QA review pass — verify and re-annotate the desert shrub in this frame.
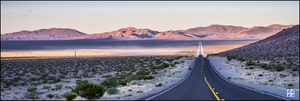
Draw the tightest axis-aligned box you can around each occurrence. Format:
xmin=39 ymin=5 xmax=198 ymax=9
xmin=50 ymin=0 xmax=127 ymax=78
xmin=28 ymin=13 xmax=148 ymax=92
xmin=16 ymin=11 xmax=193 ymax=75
xmin=47 ymin=94 xmax=54 ymax=98
xmin=131 ymin=81 xmax=138 ymax=85
xmin=227 ymin=77 xmax=231 ymax=79
xmin=188 ymin=68 xmax=192 ymax=70
xmin=102 ymin=75 xmax=113 ymax=78
xmin=280 ymin=74 xmax=287 ymax=78
xmin=52 ymin=79 xmax=61 ymax=84
xmin=246 ymin=60 xmax=255 ymax=66
xmin=127 ymin=94 xmax=132 ymax=96
xmin=152 ymin=71 xmax=158 ymax=74
xmin=30 ymin=77 xmax=37 ymax=81
xmin=156 ymin=83 xmax=163 ymax=87
xmin=128 ymin=89 xmax=132 ymax=91
xmin=227 ymin=55 xmax=236 ymax=61
xmin=143 ymin=75 xmax=155 ymax=80
xmin=72 ymin=82 xmax=106 ymax=100
xmin=288 ymin=83 xmax=294 ymax=86
xmin=106 ymin=87 xmax=119 ymax=95
xmin=137 ymin=91 xmax=143 ymax=93
xmin=161 ymin=63 xmax=170 ymax=68
xmin=249 ymin=67 xmax=254 ymax=70
xmin=13 ymin=77 xmax=22 ymax=82
xmin=247 ymin=73 xmax=251 ymax=75
xmin=119 ymin=80 xmax=127 ymax=86
xmin=136 ymin=70 xmax=151 ymax=75
xmin=64 ymin=93 xmax=77 ymax=101
xmin=76 ymin=80 xmax=88 ymax=85
xmin=43 ymin=85 xmax=51 ymax=90
xmin=258 ymin=74 xmax=263 ymax=77
xmin=275 ymin=65 xmax=285 ymax=71
xmin=21 ymin=82 xmax=27 ymax=86
xmin=101 ymin=77 xmax=118 ymax=88
xmin=48 ymin=76 xmax=56 ymax=80
xmin=260 ymin=64 xmax=267 ymax=69
xmin=237 ymin=57 xmax=245 ymax=62
xmin=24 ymin=87 xmax=38 ymax=99
xmin=55 ymin=84 xmax=63 ymax=90
xmin=175 ymin=56 xmax=183 ymax=60
xmin=269 ymin=80 xmax=273 ymax=82
xmin=137 ymin=75 xmax=146 ymax=80
xmin=291 ymin=66 xmax=298 ymax=71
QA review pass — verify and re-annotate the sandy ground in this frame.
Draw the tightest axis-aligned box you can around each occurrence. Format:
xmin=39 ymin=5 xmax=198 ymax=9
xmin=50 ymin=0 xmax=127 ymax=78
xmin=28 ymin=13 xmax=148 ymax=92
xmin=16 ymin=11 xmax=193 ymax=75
xmin=0 ymin=56 xmax=197 ymax=100
xmin=208 ymin=56 xmax=299 ymax=100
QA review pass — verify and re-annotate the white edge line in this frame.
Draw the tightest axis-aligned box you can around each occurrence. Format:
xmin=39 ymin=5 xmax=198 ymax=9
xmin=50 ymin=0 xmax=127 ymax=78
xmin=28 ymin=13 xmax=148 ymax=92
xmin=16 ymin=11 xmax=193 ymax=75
xmin=206 ymin=57 xmax=290 ymax=101
xmin=145 ymin=56 xmax=198 ymax=101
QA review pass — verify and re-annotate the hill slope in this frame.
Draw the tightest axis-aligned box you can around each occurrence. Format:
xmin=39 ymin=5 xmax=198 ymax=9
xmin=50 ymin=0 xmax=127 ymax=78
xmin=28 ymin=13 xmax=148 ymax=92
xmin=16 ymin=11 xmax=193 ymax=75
xmin=212 ymin=25 xmax=299 ymax=65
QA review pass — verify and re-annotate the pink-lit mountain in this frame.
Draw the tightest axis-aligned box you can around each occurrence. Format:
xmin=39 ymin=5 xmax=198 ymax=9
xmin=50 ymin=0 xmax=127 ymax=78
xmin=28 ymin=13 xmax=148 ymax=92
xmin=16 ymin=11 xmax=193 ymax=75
xmin=1 ymin=24 xmax=294 ymax=41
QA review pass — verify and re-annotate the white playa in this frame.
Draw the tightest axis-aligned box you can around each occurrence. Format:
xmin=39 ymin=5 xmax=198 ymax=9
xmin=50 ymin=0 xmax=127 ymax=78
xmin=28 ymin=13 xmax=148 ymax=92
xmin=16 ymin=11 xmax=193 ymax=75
xmin=208 ymin=56 xmax=299 ymax=100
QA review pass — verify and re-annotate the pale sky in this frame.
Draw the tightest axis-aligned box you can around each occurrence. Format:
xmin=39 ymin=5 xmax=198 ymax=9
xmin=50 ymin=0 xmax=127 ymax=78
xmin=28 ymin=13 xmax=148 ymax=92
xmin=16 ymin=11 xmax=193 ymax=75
xmin=1 ymin=1 xmax=299 ymax=34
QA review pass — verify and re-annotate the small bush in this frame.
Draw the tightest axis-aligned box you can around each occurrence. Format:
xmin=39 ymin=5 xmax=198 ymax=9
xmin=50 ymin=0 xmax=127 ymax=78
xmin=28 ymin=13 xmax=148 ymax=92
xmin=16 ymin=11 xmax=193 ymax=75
xmin=280 ymin=74 xmax=287 ymax=78
xmin=127 ymin=94 xmax=132 ymax=96
xmin=269 ymin=80 xmax=273 ymax=82
xmin=227 ymin=77 xmax=231 ymax=79
xmin=47 ymin=94 xmax=54 ymax=98
xmin=128 ymin=89 xmax=132 ymax=91
xmin=156 ymin=83 xmax=163 ymax=87
xmin=288 ymin=83 xmax=294 ymax=86
xmin=55 ymin=84 xmax=63 ymax=90
xmin=106 ymin=87 xmax=119 ymax=95
xmin=143 ymin=75 xmax=155 ymax=80
xmin=119 ymin=80 xmax=127 ymax=86
xmin=137 ymin=91 xmax=143 ymax=93
xmin=291 ymin=67 xmax=298 ymax=71
xmin=249 ymin=67 xmax=254 ymax=70
xmin=247 ymin=73 xmax=251 ymax=75
xmin=237 ymin=57 xmax=245 ymax=62
xmin=43 ymin=86 xmax=51 ymax=90
xmin=72 ymin=82 xmax=106 ymax=100
xmin=64 ymin=93 xmax=77 ymax=101
xmin=246 ymin=60 xmax=255 ymax=66
xmin=188 ymin=68 xmax=192 ymax=70
xmin=227 ymin=55 xmax=237 ymax=61
xmin=275 ymin=65 xmax=284 ymax=71
xmin=131 ymin=81 xmax=138 ymax=85
xmin=258 ymin=74 xmax=263 ymax=77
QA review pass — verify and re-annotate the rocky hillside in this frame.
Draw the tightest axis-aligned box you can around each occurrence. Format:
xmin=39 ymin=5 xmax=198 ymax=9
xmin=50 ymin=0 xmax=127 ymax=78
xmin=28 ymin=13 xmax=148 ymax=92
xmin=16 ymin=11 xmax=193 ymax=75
xmin=1 ymin=24 xmax=293 ymax=41
xmin=212 ymin=25 xmax=299 ymax=65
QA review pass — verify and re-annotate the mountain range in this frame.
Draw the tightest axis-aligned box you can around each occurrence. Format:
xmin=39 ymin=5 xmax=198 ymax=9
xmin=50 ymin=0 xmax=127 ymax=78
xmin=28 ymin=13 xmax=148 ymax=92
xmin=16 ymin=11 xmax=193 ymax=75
xmin=1 ymin=24 xmax=294 ymax=41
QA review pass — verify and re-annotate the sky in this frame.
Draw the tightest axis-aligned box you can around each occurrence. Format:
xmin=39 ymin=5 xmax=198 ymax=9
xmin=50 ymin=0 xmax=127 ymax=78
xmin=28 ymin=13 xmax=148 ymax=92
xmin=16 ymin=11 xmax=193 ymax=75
xmin=1 ymin=1 xmax=299 ymax=34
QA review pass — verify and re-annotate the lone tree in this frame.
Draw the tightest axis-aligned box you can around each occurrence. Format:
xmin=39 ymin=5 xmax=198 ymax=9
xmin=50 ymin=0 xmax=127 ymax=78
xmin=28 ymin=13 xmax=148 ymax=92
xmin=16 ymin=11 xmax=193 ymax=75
xmin=72 ymin=82 xmax=106 ymax=101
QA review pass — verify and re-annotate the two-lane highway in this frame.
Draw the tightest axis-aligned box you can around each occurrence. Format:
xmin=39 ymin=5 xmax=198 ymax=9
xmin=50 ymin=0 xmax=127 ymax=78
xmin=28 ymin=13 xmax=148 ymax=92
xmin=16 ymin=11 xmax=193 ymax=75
xmin=143 ymin=41 xmax=285 ymax=100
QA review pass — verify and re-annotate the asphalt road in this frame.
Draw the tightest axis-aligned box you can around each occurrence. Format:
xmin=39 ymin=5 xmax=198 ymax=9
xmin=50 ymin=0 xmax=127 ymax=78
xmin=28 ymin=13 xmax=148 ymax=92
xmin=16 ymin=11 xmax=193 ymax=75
xmin=144 ymin=55 xmax=284 ymax=100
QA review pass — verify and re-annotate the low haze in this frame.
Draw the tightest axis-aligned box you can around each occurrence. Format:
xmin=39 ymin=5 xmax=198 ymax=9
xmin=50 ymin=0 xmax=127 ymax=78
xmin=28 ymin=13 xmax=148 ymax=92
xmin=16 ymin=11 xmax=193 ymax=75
xmin=1 ymin=1 xmax=299 ymax=34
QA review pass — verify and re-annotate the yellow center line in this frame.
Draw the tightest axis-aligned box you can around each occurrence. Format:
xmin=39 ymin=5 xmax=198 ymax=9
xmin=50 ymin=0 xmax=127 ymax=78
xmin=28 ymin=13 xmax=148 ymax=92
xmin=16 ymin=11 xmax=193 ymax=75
xmin=202 ymin=58 xmax=204 ymax=65
xmin=205 ymin=77 xmax=221 ymax=101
